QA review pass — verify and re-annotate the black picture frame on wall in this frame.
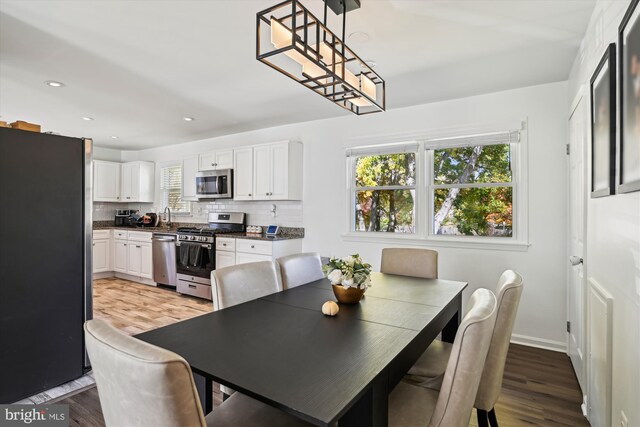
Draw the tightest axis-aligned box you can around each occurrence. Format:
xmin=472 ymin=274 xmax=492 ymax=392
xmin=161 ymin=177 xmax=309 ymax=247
xmin=618 ymin=0 xmax=640 ymax=194
xmin=590 ymin=43 xmax=617 ymax=198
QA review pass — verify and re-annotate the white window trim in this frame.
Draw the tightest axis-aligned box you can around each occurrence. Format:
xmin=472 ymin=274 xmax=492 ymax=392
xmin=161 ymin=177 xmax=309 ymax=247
xmin=159 ymin=161 xmax=191 ymax=216
xmin=343 ymin=124 xmax=530 ymax=251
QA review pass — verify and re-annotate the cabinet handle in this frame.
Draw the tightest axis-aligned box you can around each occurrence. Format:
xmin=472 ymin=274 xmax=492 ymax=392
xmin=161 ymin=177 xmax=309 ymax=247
xmin=248 ymin=193 xmax=252 ymax=196
xmin=92 ymin=243 xmax=95 ymax=246
xmin=136 ymin=245 xmax=141 ymax=248
xmin=124 ymin=244 xmax=127 ymax=246
xmin=251 ymin=245 xmax=255 ymax=249
xmin=126 ymin=196 xmax=131 ymax=199
xmin=188 ymin=284 xmax=196 ymax=289
xmin=222 ymin=243 xmax=227 ymax=246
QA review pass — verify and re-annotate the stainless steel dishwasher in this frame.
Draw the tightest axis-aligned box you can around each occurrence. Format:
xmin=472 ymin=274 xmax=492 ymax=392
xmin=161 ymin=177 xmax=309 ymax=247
xmin=152 ymin=232 xmax=177 ymax=286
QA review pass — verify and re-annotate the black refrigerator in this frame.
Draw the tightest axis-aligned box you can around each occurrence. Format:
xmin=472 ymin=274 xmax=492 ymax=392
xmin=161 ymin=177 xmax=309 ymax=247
xmin=0 ymin=127 xmax=93 ymax=403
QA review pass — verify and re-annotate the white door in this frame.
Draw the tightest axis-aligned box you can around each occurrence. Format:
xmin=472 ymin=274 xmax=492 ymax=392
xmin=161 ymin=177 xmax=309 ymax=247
xmin=113 ymin=240 xmax=128 ymax=273
xmin=92 ymin=239 xmax=110 ymax=273
xmin=253 ymin=145 xmax=272 ymax=200
xmin=127 ymin=243 xmax=142 ymax=276
xmin=182 ymin=156 xmax=199 ymax=201
xmin=215 ymin=251 xmax=236 ymax=269
xmin=270 ymin=142 xmax=289 ymax=199
xmin=199 ymin=152 xmax=216 ymax=171
xmin=215 ymin=150 xmax=234 ymax=169
xmin=567 ymin=92 xmax=587 ymax=394
xmin=94 ymin=161 xmax=121 ymax=202
xmin=121 ymin=163 xmax=133 ymax=201
xmin=139 ymin=242 xmax=153 ymax=279
xmin=234 ymin=147 xmax=254 ymax=200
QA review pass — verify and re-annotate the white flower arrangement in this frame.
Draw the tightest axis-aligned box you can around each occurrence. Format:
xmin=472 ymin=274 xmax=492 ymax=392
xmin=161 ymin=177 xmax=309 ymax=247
xmin=323 ymin=254 xmax=372 ymax=290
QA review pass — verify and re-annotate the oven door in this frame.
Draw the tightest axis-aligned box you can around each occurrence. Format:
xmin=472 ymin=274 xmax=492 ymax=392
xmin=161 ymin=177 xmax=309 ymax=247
xmin=176 ymin=241 xmax=214 ymax=278
xmin=196 ymin=170 xmax=232 ymax=198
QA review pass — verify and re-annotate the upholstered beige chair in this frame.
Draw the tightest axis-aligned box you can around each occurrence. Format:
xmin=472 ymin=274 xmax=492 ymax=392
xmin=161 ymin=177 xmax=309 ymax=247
xmin=211 ymin=261 xmax=283 ymax=398
xmin=389 ymin=288 xmax=497 ymax=427
xmin=276 ymin=252 xmax=324 ymax=289
xmin=212 ymin=261 xmax=282 ymax=311
xmin=407 ymin=270 xmax=524 ymax=427
xmin=85 ymin=319 xmax=307 ymax=427
xmin=380 ymin=248 xmax=438 ymax=279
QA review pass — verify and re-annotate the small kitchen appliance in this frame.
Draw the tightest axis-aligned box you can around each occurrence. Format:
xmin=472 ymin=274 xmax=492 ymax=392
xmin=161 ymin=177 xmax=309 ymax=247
xmin=195 ymin=169 xmax=233 ymax=199
xmin=176 ymin=212 xmax=245 ymax=300
xmin=114 ymin=209 xmax=134 ymax=226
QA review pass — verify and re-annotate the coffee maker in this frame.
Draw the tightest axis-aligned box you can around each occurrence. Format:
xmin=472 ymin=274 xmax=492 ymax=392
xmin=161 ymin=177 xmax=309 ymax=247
xmin=114 ymin=209 xmax=134 ymax=226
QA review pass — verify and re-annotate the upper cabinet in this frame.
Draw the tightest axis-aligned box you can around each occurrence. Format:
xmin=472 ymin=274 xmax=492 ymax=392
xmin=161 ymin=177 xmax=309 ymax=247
xmin=121 ymin=161 xmax=154 ymax=202
xmin=182 ymin=155 xmax=199 ymax=201
xmin=235 ymin=141 xmax=302 ymax=201
xmin=94 ymin=160 xmax=121 ymax=202
xmin=199 ymin=149 xmax=233 ymax=171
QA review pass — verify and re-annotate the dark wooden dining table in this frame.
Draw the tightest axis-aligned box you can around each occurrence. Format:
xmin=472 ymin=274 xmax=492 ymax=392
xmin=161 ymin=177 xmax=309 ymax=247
xmin=136 ymin=272 xmax=467 ymax=427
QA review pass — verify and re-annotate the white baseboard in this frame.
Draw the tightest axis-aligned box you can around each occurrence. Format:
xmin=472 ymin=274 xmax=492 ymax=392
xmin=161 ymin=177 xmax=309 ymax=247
xmin=511 ymin=333 xmax=567 ymax=353
xmin=92 ymin=271 xmax=115 ymax=279
xmin=114 ymin=272 xmax=156 ymax=287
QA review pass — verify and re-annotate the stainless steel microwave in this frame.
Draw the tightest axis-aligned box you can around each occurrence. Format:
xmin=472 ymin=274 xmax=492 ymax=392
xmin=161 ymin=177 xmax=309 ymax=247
xmin=196 ymin=169 xmax=233 ymax=199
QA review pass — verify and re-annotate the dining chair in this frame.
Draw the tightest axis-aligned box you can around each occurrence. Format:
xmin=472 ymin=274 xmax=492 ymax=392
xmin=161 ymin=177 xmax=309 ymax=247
xmin=211 ymin=261 xmax=283 ymax=398
xmin=380 ymin=247 xmax=438 ymax=278
xmin=276 ymin=252 xmax=324 ymax=289
xmin=406 ymin=270 xmax=524 ymax=427
xmin=212 ymin=261 xmax=283 ymax=311
xmin=389 ymin=288 xmax=497 ymax=427
xmin=85 ymin=319 xmax=307 ymax=427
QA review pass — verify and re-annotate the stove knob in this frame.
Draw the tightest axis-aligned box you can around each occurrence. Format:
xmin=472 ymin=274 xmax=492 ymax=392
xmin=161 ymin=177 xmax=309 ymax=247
xmin=190 ymin=236 xmax=196 ymax=241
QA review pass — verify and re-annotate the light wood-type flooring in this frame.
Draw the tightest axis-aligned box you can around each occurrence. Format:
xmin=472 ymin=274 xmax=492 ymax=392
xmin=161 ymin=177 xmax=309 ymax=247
xmin=62 ymin=278 xmax=590 ymax=427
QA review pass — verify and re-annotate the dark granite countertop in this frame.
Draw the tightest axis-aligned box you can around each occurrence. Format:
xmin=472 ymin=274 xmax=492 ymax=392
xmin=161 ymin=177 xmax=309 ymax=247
xmin=223 ymin=232 xmax=303 ymax=241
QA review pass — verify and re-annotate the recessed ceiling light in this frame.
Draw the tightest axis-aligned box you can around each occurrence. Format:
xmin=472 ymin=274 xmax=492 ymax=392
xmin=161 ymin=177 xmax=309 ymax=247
xmin=45 ymin=80 xmax=65 ymax=87
xmin=362 ymin=60 xmax=376 ymax=69
xmin=82 ymin=117 xmax=94 ymax=121
xmin=348 ymin=32 xmax=370 ymax=43
xmin=111 ymin=136 xmax=119 ymax=139
xmin=184 ymin=117 xmax=194 ymax=121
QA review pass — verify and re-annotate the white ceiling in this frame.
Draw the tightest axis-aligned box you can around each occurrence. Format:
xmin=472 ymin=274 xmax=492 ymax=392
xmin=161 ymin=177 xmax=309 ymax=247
xmin=0 ymin=0 xmax=595 ymax=150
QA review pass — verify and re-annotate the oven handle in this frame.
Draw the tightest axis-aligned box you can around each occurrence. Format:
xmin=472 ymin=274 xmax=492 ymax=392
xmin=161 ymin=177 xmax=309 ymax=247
xmin=176 ymin=241 xmax=211 ymax=250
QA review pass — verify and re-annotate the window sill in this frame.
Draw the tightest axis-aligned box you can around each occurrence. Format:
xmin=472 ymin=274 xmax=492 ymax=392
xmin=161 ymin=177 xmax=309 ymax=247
xmin=341 ymin=232 xmax=530 ymax=252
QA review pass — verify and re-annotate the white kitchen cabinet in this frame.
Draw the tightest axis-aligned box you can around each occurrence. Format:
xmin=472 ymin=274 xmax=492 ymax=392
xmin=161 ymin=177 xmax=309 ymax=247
xmin=199 ymin=149 xmax=233 ymax=171
xmin=235 ymin=252 xmax=272 ymax=265
xmin=127 ymin=243 xmax=142 ymax=276
xmin=215 ymin=250 xmax=236 ymax=269
xmin=121 ymin=161 xmax=154 ymax=202
xmin=140 ymin=243 xmax=153 ymax=279
xmin=233 ymin=148 xmax=254 ymax=200
xmin=93 ymin=160 xmax=121 ymax=202
xmin=92 ymin=230 xmax=111 ymax=273
xmin=249 ymin=141 xmax=303 ymax=201
xmin=233 ymin=238 xmax=302 ymax=266
xmin=182 ymin=155 xmax=199 ymax=201
xmin=113 ymin=240 xmax=128 ymax=273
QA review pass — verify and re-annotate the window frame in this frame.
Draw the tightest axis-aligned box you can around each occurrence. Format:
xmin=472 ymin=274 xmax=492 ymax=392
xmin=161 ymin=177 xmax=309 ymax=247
xmin=344 ymin=126 xmax=529 ymax=251
xmin=159 ymin=162 xmax=191 ymax=216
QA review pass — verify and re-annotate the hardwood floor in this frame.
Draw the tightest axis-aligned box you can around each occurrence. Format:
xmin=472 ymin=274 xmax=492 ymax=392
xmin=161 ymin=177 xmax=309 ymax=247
xmin=62 ymin=278 xmax=589 ymax=427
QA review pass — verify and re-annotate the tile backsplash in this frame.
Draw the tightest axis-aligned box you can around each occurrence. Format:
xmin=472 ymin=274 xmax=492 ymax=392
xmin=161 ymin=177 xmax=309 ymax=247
xmin=93 ymin=200 xmax=303 ymax=227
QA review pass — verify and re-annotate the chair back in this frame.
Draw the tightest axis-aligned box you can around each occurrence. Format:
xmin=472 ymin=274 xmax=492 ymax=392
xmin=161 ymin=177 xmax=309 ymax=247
xmin=212 ymin=261 xmax=282 ymax=310
xmin=428 ymin=289 xmax=497 ymax=427
xmin=474 ymin=270 xmax=524 ymax=410
xmin=380 ymin=248 xmax=438 ymax=279
xmin=277 ymin=252 xmax=324 ymax=289
xmin=84 ymin=319 xmax=205 ymax=427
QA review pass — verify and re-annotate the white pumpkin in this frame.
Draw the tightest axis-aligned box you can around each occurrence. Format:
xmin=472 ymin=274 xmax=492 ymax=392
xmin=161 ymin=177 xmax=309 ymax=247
xmin=322 ymin=301 xmax=339 ymax=316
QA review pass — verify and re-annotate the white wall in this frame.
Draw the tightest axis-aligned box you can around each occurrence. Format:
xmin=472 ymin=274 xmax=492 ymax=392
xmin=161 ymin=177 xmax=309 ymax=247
xmin=568 ymin=1 xmax=640 ymax=426
xmin=120 ymin=80 xmax=570 ymax=350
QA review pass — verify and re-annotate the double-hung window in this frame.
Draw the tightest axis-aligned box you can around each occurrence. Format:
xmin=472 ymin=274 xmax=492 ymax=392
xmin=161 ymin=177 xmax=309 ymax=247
xmin=348 ymin=144 xmax=418 ymax=233
xmin=160 ymin=164 xmax=190 ymax=215
xmin=347 ymin=128 xmax=526 ymax=247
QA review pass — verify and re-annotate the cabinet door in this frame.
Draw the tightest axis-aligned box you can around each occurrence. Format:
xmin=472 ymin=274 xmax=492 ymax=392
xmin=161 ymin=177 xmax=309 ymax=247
xmin=199 ymin=152 xmax=216 ymax=171
xmin=121 ymin=163 xmax=134 ymax=201
xmin=113 ymin=240 xmax=128 ymax=273
xmin=94 ymin=161 xmax=121 ymax=202
xmin=139 ymin=242 xmax=153 ymax=279
xmin=215 ymin=251 xmax=236 ymax=269
xmin=253 ymin=145 xmax=271 ymax=200
xmin=92 ymin=239 xmax=110 ymax=273
xmin=234 ymin=148 xmax=254 ymax=200
xmin=215 ymin=150 xmax=234 ymax=169
xmin=270 ymin=142 xmax=289 ymax=200
xmin=235 ymin=252 xmax=272 ymax=265
xmin=182 ymin=156 xmax=199 ymax=201
xmin=127 ymin=243 xmax=142 ymax=276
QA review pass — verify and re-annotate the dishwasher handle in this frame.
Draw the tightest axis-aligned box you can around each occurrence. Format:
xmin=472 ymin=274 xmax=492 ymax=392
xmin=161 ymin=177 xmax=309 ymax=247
xmin=152 ymin=237 xmax=176 ymax=242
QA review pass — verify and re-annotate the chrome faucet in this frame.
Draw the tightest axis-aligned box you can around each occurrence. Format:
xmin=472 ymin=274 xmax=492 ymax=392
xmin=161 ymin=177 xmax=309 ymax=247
xmin=163 ymin=206 xmax=171 ymax=227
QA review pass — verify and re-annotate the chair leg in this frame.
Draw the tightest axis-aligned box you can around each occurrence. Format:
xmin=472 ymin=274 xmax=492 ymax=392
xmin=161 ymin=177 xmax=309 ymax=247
xmin=488 ymin=408 xmax=499 ymax=427
xmin=477 ymin=409 xmax=489 ymax=427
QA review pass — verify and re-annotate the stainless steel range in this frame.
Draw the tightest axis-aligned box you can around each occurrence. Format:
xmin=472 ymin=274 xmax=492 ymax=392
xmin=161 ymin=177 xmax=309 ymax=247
xmin=176 ymin=212 xmax=245 ymax=300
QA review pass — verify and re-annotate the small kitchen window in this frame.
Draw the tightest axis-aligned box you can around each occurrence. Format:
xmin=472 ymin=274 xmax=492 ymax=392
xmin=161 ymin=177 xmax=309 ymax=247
xmin=160 ymin=164 xmax=190 ymax=215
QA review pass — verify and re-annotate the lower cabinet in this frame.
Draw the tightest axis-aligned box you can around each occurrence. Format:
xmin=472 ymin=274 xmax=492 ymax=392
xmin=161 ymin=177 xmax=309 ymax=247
xmin=214 ymin=236 xmax=302 ymax=269
xmin=92 ymin=230 xmax=111 ymax=273
xmin=98 ymin=230 xmax=153 ymax=283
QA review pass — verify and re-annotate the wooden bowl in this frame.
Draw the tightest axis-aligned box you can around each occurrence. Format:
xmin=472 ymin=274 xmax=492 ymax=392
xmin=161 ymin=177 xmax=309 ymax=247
xmin=332 ymin=285 xmax=365 ymax=304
